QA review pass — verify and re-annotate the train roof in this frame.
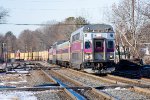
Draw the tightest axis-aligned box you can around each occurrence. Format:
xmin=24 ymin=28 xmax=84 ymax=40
xmin=83 ymin=24 xmax=114 ymax=33
xmin=53 ymin=40 xmax=67 ymax=46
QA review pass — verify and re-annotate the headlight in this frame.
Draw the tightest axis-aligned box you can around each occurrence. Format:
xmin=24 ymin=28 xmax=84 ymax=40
xmin=109 ymin=55 xmax=113 ymax=59
xmin=85 ymin=54 xmax=92 ymax=60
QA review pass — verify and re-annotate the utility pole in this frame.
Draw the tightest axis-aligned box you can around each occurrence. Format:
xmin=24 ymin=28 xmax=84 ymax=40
xmin=2 ymin=43 xmax=8 ymax=70
xmin=132 ymin=0 xmax=135 ymax=25
xmin=132 ymin=0 xmax=135 ymax=44
xmin=132 ymin=0 xmax=136 ymax=58
xmin=1 ymin=43 xmax=4 ymax=61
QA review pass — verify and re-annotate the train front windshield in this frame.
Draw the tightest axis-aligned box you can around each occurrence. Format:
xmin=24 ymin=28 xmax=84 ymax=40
xmin=94 ymin=40 xmax=104 ymax=52
xmin=85 ymin=41 xmax=91 ymax=49
xmin=107 ymin=41 xmax=114 ymax=49
xmin=96 ymin=41 xmax=102 ymax=48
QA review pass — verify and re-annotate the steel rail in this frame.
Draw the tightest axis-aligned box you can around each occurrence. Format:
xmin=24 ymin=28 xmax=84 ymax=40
xmin=46 ymin=69 xmax=116 ymax=100
xmin=42 ymin=70 xmax=86 ymax=100
xmin=107 ymin=74 xmax=150 ymax=88
xmin=65 ymin=68 xmax=150 ymax=95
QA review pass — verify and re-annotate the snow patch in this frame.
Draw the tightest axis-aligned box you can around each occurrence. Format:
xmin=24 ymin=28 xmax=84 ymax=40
xmin=103 ymin=87 xmax=127 ymax=91
xmin=0 ymin=91 xmax=37 ymax=100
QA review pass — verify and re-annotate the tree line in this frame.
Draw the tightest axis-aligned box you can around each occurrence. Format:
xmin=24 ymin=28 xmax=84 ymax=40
xmin=111 ymin=0 xmax=150 ymax=59
xmin=0 ymin=16 xmax=89 ymax=55
xmin=0 ymin=0 xmax=150 ymax=60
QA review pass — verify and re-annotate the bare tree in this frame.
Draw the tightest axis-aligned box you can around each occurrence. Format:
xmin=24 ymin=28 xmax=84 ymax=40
xmin=111 ymin=0 xmax=148 ymax=58
xmin=17 ymin=16 xmax=89 ymax=52
xmin=18 ymin=30 xmax=33 ymax=52
xmin=41 ymin=16 xmax=89 ymax=44
xmin=4 ymin=31 xmax=17 ymax=53
xmin=139 ymin=1 xmax=150 ymax=20
xmin=0 ymin=7 xmax=8 ymax=23
xmin=0 ymin=35 xmax=4 ymax=58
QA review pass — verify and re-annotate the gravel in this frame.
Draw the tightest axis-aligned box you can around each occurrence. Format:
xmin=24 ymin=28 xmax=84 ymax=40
xmin=34 ymin=90 xmax=72 ymax=100
xmin=134 ymin=79 xmax=150 ymax=85
xmin=55 ymin=69 xmax=112 ymax=87
xmin=0 ymin=90 xmax=37 ymax=100
xmin=37 ymin=62 xmax=150 ymax=100
xmin=45 ymin=70 xmax=107 ymax=100
xmin=48 ymin=69 xmax=150 ymax=100
xmin=0 ymin=70 xmax=55 ymax=87
xmin=26 ymin=70 xmax=55 ymax=87
xmin=0 ymin=90 xmax=72 ymax=100
xmin=100 ymin=87 xmax=150 ymax=100
xmin=45 ymin=70 xmax=77 ymax=87
xmin=74 ymin=89 xmax=106 ymax=100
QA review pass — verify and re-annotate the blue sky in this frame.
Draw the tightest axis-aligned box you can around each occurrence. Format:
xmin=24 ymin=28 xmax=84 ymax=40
xmin=0 ymin=0 xmax=120 ymax=37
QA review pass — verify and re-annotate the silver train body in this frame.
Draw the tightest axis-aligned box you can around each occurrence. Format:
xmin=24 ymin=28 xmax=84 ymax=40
xmin=49 ymin=24 xmax=116 ymax=73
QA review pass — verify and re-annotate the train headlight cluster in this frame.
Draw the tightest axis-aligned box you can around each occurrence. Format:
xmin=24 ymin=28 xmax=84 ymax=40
xmin=85 ymin=54 xmax=92 ymax=60
xmin=109 ymin=54 xmax=114 ymax=59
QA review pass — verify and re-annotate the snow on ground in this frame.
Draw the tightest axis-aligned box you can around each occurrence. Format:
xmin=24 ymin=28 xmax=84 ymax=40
xmin=0 ymin=91 xmax=37 ymax=100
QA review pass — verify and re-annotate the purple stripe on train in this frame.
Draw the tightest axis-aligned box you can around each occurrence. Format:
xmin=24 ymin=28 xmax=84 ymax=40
xmin=94 ymin=47 xmax=103 ymax=52
xmin=71 ymin=42 xmax=81 ymax=52
xmin=84 ymin=49 xmax=92 ymax=53
xmin=62 ymin=48 xmax=69 ymax=53
xmin=57 ymin=49 xmax=62 ymax=54
xmin=94 ymin=48 xmax=114 ymax=52
xmin=107 ymin=48 xmax=114 ymax=52
xmin=53 ymin=49 xmax=57 ymax=55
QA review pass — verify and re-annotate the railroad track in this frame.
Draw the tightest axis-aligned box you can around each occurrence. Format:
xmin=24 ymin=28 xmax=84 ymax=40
xmin=59 ymin=68 xmax=150 ymax=99
xmin=0 ymin=65 xmax=75 ymax=100
xmin=104 ymin=74 xmax=150 ymax=87
xmin=141 ymin=78 xmax=150 ymax=82
xmin=0 ymin=62 xmax=114 ymax=100
xmin=43 ymin=69 xmax=114 ymax=100
xmin=37 ymin=61 xmax=150 ymax=99
xmin=106 ymin=70 xmax=150 ymax=88
xmin=0 ymin=89 xmax=73 ymax=100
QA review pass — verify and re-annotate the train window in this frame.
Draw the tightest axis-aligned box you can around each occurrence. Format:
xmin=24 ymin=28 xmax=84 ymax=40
xmin=96 ymin=41 xmax=102 ymax=48
xmin=72 ymin=35 xmax=75 ymax=42
xmin=107 ymin=41 xmax=114 ymax=48
xmin=85 ymin=41 xmax=91 ymax=49
xmin=76 ymin=33 xmax=80 ymax=40
xmin=85 ymin=34 xmax=87 ymax=37
xmin=72 ymin=33 xmax=80 ymax=42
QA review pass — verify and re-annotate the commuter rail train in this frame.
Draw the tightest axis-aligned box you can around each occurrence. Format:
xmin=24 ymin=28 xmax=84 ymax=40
xmin=49 ymin=24 xmax=116 ymax=73
xmin=9 ymin=24 xmax=116 ymax=73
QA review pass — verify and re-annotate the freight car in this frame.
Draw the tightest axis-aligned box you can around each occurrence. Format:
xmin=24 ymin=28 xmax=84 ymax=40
xmin=9 ymin=51 xmax=48 ymax=61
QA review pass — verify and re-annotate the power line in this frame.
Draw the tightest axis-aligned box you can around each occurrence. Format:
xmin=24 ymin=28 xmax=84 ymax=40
xmin=10 ymin=8 xmax=78 ymax=11
xmin=0 ymin=23 xmax=89 ymax=26
xmin=1 ymin=0 xmax=63 ymax=2
xmin=10 ymin=7 xmax=104 ymax=11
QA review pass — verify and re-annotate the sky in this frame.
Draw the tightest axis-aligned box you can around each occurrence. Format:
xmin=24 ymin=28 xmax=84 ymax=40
xmin=0 ymin=0 xmax=120 ymax=37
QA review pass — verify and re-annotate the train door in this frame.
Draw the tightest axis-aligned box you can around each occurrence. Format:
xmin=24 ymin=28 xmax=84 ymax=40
xmin=93 ymin=39 xmax=106 ymax=61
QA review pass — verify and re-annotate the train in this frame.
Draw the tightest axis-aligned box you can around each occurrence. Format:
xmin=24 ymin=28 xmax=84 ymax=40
xmin=9 ymin=24 xmax=116 ymax=73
